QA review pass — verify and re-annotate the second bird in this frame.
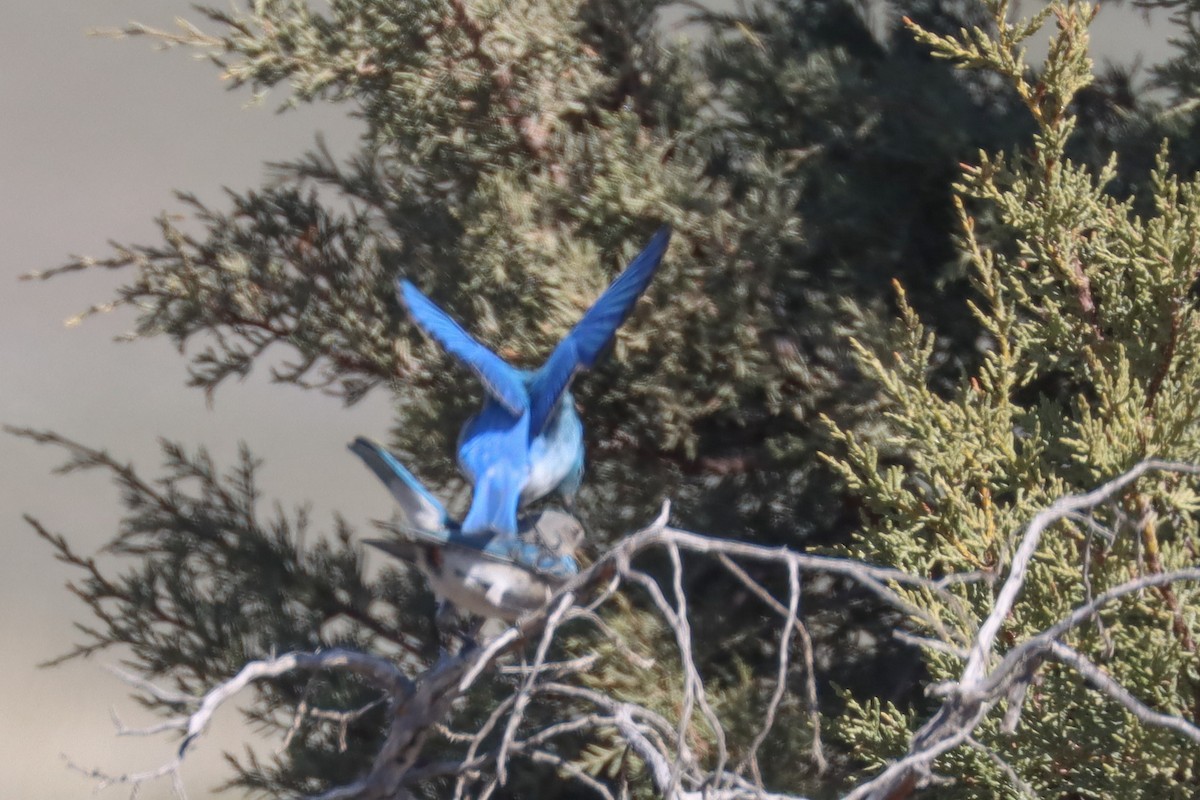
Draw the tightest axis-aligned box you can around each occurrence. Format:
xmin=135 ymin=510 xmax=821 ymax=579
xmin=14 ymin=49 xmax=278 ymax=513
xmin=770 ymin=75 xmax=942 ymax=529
xmin=398 ymin=226 xmax=671 ymax=537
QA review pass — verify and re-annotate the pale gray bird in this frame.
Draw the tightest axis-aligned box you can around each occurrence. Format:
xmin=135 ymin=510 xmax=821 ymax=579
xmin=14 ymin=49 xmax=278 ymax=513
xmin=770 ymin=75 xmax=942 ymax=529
xmin=351 ymin=437 xmax=584 ymax=623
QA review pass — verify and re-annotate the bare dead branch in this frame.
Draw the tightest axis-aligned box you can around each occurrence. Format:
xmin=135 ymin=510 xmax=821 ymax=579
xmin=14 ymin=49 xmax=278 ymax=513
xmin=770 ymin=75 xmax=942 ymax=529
xmin=72 ymin=461 xmax=1200 ymax=800
xmin=70 ymin=649 xmax=409 ymax=797
xmin=844 ymin=460 xmax=1200 ymax=800
xmin=964 ymin=460 xmax=1200 ymax=686
xmin=741 ymin=557 xmax=800 ymax=785
xmin=495 ymin=592 xmax=575 ymax=784
xmin=965 ymin=736 xmax=1036 ymax=799
xmin=1047 ymin=641 xmax=1200 ymax=745
xmin=719 ymin=553 xmax=826 ymax=773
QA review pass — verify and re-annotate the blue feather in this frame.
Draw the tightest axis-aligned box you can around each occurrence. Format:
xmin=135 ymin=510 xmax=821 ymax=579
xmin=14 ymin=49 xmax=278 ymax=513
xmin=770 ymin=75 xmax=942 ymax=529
xmin=348 ymin=437 xmax=449 ymax=538
xmin=398 ymin=280 xmax=529 ymax=416
xmin=396 ymin=227 xmax=670 ymax=536
xmin=351 ymin=439 xmax=583 ymax=583
xmin=458 ymin=402 xmax=530 ymax=536
xmin=528 ymin=226 xmax=670 ymax=434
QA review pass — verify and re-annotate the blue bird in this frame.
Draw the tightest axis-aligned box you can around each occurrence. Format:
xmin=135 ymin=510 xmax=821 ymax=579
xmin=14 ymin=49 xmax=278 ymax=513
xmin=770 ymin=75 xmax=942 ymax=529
xmin=398 ymin=226 xmax=671 ymax=537
xmin=350 ymin=437 xmax=583 ymax=622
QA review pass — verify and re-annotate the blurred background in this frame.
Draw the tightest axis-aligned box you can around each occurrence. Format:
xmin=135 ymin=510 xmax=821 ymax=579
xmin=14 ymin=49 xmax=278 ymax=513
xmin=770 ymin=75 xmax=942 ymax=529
xmin=0 ymin=1 xmax=1173 ymax=796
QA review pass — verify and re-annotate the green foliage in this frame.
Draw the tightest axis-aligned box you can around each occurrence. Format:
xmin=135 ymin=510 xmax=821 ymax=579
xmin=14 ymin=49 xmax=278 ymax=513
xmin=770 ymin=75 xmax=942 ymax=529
xmin=558 ymin=593 xmax=820 ymax=796
xmin=824 ymin=2 xmax=1200 ymax=796
xmin=49 ymin=0 xmax=843 ymax=546
xmin=24 ymin=0 xmax=1200 ymax=796
xmin=11 ymin=427 xmax=409 ymax=794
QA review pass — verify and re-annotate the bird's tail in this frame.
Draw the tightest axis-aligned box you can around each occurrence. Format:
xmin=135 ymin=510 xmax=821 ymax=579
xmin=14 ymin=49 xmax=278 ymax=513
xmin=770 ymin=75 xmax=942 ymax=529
xmin=462 ymin=470 xmax=523 ymax=537
xmin=348 ymin=437 xmax=449 ymax=538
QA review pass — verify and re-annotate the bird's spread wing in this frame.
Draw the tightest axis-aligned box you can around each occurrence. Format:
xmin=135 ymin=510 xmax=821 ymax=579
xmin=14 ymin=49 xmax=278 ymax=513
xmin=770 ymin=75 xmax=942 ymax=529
xmin=398 ymin=279 xmax=528 ymax=416
xmin=349 ymin=437 xmax=449 ymax=536
xmin=528 ymin=226 xmax=671 ymax=433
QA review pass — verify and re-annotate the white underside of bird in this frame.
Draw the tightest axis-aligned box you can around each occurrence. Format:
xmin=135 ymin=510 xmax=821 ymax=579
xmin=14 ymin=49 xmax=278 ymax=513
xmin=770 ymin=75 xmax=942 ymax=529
xmin=519 ymin=398 xmax=584 ymax=505
xmin=416 ymin=548 xmax=555 ymax=623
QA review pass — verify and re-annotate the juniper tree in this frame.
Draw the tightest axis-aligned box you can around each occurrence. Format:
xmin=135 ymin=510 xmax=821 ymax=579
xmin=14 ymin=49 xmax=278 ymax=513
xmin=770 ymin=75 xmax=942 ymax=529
xmin=827 ymin=2 xmax=1200 ymax=796
xmin=17 ymin=0 xmax=1200 ymax=798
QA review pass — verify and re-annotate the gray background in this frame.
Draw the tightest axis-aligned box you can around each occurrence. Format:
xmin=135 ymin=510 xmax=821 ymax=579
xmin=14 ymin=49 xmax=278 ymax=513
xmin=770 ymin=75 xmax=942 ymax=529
xmin=0 ymin=1 xmax=1171 ymax=796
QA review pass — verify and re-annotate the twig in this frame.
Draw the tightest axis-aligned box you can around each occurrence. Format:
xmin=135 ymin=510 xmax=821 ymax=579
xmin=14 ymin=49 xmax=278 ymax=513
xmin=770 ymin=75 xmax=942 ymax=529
xmin=741 ymin=558 xmax=800 ymax=785
xmin=1048 ymin=641 xmax=1200 ymax=744
xmin=452 ymin=694 xmax=518 ymax=800
xmin=565 ymin=607 xmax=657 ymax=670
xmin=964 ymin=460 xmax=1200 ymax=686
xmin=964 ymin=736 xmax=1036 ymax=799
xmin=71 ymin=463 xmax=1200 ymax=800
xmin=719 ymin=553 xmax=826 ymax=773
xmin=495 ymin=592 xmax=575 ymax=784
xmin=845 ymin=460 xmax=1200 ymax=800
xmin=70 ymin=649 xmax=410 ymax=797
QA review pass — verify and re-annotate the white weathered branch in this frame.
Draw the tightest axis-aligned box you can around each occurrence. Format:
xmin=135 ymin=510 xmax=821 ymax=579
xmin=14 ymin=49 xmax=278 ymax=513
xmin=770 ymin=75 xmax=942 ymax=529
xmin=963 ymin=460 xmax=1200 ymax=686
xmin=1047 ymin=641 xmax=1200 ymax=745
xmin=843 ymin=460 xmax=1200 ymax=800
xmin=74 ymin=462 xmax=1200 ymax=800
xmin=73 ymin=649 xmax=411 ymax=796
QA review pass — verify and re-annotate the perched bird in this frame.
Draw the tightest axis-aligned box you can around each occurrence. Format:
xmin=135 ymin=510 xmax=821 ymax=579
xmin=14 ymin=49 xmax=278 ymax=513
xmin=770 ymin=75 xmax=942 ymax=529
xmin=398 ymin=226 xmax=671 ymax=537
xmin=350 ymin=437 xmax=584 ymax=622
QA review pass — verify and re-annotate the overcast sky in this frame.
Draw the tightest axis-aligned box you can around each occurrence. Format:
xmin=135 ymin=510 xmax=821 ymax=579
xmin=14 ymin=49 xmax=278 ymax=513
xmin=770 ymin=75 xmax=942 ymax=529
xmin=0 ymin=2 xmax=1174 ymax=797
